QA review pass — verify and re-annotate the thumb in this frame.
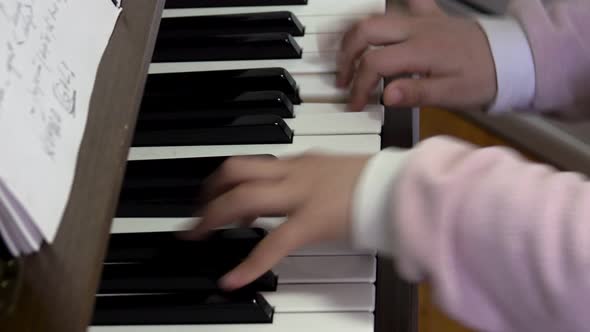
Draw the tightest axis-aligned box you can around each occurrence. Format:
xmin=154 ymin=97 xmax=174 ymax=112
xmin=407 ymin=0 xmax=444 ymax=15
xmin=383 ymin=77 xmax=450 ymax=108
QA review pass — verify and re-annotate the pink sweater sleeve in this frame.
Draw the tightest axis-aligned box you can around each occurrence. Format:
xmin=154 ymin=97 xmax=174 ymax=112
xmin=348 ymin=2 xmax=590 ymax=330
xmin=352 ymin=136 xmax=590 ymax=332
xmin=482 ymin=0 xmax=590 ymax=117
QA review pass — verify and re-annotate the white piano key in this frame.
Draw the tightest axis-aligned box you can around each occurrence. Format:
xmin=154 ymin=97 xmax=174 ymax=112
xmin=89 ymin=312 xmax=375 ymax=332
xmin=162 ymin=0 xmax=386 ymax=17
xmin=128 ymin=135 xmax=381 ymax=161
xmin=262 ymin=284 xmax=375 ymax=313
xmin=110 ymin=217 xmax=374 ymax=256
xmin=295 ymin=74 xmax=347 ymax=102
xmin=295 ymin=74 xmax=381 ymax=103
xmin=295 ymin=103 xmax=384 ymax=115
xmin=295 ymin=33 xmax=342 ymax=53
xmin=149 ymin=52 xmax=337 ymax=75
xmin=276 ymin=255 xmax=376 ymax=283
xmin=287 ymin=110 xmax=383 ymax=135
xmin=300 ymin=15 xmax=362 ymax=34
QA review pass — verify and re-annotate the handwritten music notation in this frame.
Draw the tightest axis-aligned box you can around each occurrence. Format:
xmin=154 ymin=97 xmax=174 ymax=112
xmin=1 ymin=0 xmax=80 ymax=160
xmin=0 ymin=0 xmax=120 ymax=254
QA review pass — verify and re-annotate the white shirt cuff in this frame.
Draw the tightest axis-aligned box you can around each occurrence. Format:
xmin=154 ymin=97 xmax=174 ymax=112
xmin=350 ymin=147 xmax=410 ymax=254
xmin=477 ymin=16 xmax=536 ymax=113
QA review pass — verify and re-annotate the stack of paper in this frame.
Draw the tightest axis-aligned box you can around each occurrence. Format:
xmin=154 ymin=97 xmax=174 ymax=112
xmin=0 ymin=0 xmax=121 ymax=256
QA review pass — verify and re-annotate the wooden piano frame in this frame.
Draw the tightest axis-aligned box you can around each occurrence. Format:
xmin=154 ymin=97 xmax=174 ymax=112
xmin=0 ymin=1 xmax=418 ymax=331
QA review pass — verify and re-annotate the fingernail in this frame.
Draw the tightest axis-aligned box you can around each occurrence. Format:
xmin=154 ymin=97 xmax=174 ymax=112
xmin=388 ymin=88 xmax=403 ymax=105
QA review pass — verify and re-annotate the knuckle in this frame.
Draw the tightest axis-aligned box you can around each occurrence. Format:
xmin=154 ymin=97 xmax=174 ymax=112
xmin=406 ymin=83 xmax=425 ymax=105
xmin=356 ymin=19 xmax=372 ymax=36
xmin=358 ymin=54 xmax=376 ymax=73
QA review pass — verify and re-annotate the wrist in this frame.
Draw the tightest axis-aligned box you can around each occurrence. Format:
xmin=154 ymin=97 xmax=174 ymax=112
xmin=476 ymin=16 xmax=536 ymax=113
xmin=350 ymin=147 xmax=411 ymax=254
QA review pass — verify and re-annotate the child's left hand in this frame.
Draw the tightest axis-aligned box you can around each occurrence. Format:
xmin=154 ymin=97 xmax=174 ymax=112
xmin=183 ymin=153 xmax=371 ymax=290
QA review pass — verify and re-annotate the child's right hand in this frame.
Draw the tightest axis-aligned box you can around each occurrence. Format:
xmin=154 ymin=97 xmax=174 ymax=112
xmin=338 ymin=0 xmax=497 ymax=112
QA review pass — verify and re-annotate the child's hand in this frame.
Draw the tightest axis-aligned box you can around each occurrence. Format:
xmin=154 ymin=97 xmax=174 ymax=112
xmin=183 ymin=153 xmax=371 ymax=290
xmin=338 ymin=0 xmax=497 ymax=112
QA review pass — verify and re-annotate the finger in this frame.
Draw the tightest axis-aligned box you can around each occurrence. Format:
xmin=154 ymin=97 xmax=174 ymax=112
xmin=202 ymin=155 xmax=287 ymax=202
xmin=237 ymin=215 xmax=258 ymax=228
xmin=349 ymin=44 xmax=429 ymax=112
xmin=219 ymin=216 xmax=312 ymax=290
xmin=337 ymin=15 xmax=410 ymax=88
xmin=184 ymin=181 xmax=295 ymax=240
xmin=408 ymin=0 xmax=444 ymax=16
xmin=383 ymin=77 xmax=452 ymax=108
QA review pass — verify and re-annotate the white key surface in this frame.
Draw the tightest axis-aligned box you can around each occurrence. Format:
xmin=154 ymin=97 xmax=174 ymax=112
xmin=295 ymin=74 xmax=348 ymax=103
xmin=149 ymin=52 xmax=337 ymax=75
xmin=295 ymin=103 xmax=384 ymax=115
xmin=262 ymin=284 xmax=375 ymax=312
xmin=128 ymin=134 xmax=381 ymax=160
xmin=295 ymin=74 xmax=381 ymax=103
xmin=300 ymin=15 xmax=362 ymax=34
xmin=110 ymin=217 xmax=373 ymax=256
xmin=89 ymin=312 xmax=374 ymax=332
xmin=296 ymin=33 xmax=342 ymax=53
xmin=275 ymin=255 xmax=376 ymax=283
xmin=162 ymin=0 xmax=386 ymax=17
xmin=287 ymin=110 xmax=382 ymax=135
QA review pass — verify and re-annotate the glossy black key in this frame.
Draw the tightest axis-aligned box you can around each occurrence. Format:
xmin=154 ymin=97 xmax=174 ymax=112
xmin=144 ymin=68 xmax=301 ymax=104
xmin=152 ymin=33 xmax=302 ymax=62
xmin=99 ymin=264 xmax=277 ymax=293
xmin=92 ymin=292 xmax=274 ymax=325
xmin=140 ymin=91 xmax=295 ymax=120
xmin=116 ymin=185 xmax=204 ymax=217
xmin=115 ymin=156 xmax=280 ymax=217
xmin=105 ymin=228 xmax=267 ymax=263
xmin=132 ymin=114 xmax=294 ymax=147
xmin=140 ymin=92 xmax=295 ymax=121
xmin=164 ymin=0 xmax=307 ymax=8
xmin=158 ymin=12 xmax=305 ymax=38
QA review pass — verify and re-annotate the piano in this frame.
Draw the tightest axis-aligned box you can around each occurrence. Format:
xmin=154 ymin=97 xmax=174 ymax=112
xmin=0 ymin=0 xmax=416 ymax=331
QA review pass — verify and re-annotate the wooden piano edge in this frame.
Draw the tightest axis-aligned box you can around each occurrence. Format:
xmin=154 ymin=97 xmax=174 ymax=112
xmin=0 ymin=0 xmax=166 ymax=331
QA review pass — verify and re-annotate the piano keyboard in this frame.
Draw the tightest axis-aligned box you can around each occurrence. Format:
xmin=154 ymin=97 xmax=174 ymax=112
xmin=91 ymin=0 xmax=386 ymax=331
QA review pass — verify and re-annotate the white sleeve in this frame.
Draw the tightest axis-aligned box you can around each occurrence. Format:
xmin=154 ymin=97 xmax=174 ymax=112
xmin=350 ymin=147 xmax=410 ymax=254
xmin=476 ymin=16 xmax=536 ymax=113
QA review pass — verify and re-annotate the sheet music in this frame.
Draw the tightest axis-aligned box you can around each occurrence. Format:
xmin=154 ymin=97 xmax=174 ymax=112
xmin=0 ymin=0 xmax=121 ymax=253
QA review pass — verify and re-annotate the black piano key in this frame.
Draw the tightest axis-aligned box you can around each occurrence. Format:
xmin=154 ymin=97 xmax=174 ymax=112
xmin=131 ymin=114 xmax=294 ymax=147
xmin=164 ymin=0 xmax=307 ymax=8
xmin=115 ymin=156 xmax=282 ymax=218
xmin=144 ymin=68 xmax=301 ymax=104
xmin=105 ymin=228 xmax=267 ymax=263
xmin=92 ymin=292 xmax=274 ymax=325
xmin=116 ymin=188 xmax=204 ymax=217
xmin=99 ymin=264 xmax=277 ymax=294
xmin=120 ymin=156 xmax=250 ymax=190
xmin=158 ymin=12 xmax=305 ymax=38
xmin=152 ymin=33 xmax=302 ymax=62
xmin=140 ymin=91 xmax=295 ymax=120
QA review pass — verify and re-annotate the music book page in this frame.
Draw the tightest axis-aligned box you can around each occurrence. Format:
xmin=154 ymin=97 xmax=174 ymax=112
xmin=0 ymin=0 xmax=121 ymax=255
